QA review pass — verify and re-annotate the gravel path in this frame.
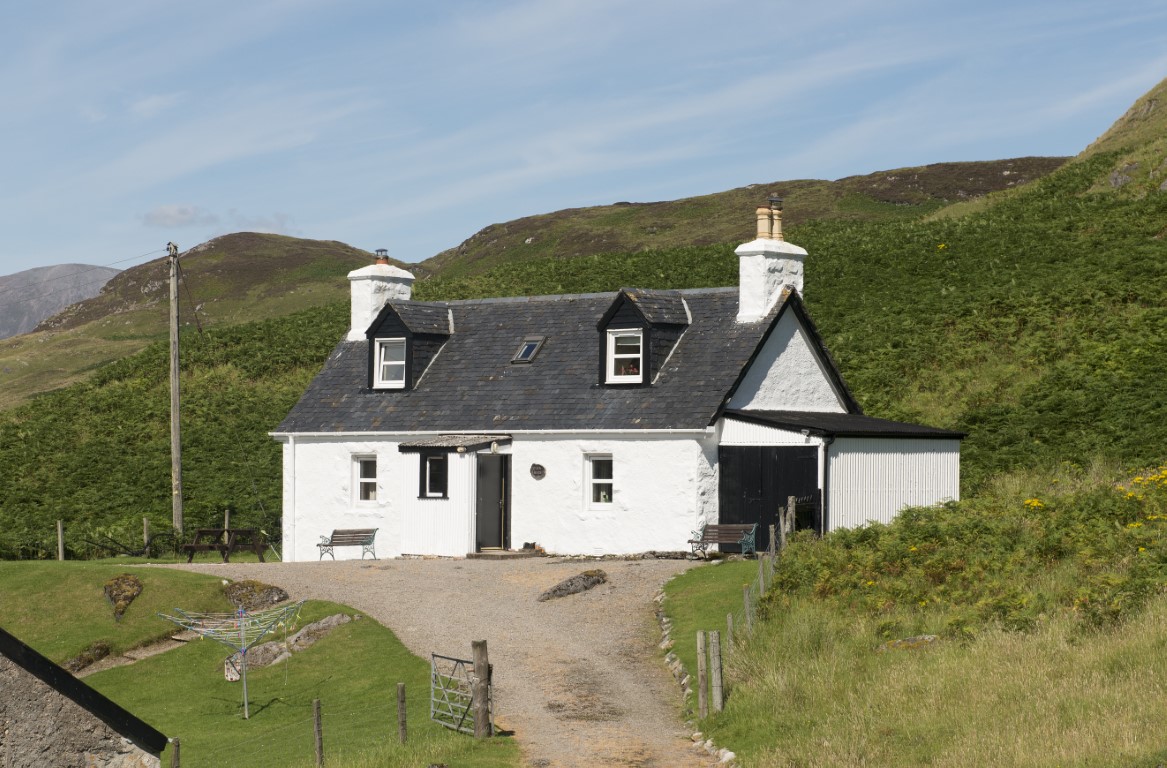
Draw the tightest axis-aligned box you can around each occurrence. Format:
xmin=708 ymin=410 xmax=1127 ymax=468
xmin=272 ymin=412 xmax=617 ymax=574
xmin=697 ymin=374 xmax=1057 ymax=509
xmin=172 ymin=557 xmax=719 ymax=768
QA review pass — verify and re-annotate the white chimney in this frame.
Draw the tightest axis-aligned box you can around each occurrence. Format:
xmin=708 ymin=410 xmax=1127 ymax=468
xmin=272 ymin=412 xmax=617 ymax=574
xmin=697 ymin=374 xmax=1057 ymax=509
xmin=735 ymin=196 xmax=806 ymax=323
xmin=347 ymin=251 xmax=415 ymax=341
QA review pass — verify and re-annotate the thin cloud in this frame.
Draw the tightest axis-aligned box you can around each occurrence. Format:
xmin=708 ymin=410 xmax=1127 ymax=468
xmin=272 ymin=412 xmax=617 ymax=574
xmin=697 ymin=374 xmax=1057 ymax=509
xmin=141 ymin=204 xmax=219 ymax=228
xmin=129 ymin=92 xmax=184 ymax=119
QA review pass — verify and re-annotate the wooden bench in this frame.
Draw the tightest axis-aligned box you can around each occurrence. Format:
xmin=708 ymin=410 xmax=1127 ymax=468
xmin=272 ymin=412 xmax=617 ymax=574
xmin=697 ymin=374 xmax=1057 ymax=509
xmin=688 ymin=523 xmax=758 ymax=558
xmin=318 ymin=528 xmax=378 ymax=560
xmin=182 ymin=528 xmax=266 ymax=563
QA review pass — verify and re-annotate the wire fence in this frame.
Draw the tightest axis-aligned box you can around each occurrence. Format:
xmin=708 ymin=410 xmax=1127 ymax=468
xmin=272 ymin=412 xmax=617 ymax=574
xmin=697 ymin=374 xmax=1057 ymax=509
xmin=174 ymin=697 xmax=405 ymax=767
xmin=0 ymin=519 xmax=281 ymax=562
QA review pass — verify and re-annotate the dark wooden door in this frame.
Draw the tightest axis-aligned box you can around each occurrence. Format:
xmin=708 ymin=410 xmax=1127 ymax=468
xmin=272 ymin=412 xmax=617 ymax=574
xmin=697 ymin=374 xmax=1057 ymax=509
xmin=475 ymin=455 xmax=510 ymax=551
xmin=718 ymin=446 xmax=818 ymax=551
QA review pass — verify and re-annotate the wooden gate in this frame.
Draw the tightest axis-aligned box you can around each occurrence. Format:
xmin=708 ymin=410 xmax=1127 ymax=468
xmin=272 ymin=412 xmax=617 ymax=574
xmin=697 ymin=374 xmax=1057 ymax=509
xmin=431 ymin=653 xmax=493 ymax=735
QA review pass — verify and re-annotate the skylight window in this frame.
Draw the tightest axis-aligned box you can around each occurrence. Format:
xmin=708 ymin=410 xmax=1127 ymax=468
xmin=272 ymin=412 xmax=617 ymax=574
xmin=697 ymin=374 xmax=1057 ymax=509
xmin=512 ymin=336 xmax=546 ymax=364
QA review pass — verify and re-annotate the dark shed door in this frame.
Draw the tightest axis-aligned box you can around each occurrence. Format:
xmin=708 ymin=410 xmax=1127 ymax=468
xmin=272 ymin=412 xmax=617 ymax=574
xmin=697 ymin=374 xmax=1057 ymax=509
xmin=718 ymin=446 xmax=818 ymax=552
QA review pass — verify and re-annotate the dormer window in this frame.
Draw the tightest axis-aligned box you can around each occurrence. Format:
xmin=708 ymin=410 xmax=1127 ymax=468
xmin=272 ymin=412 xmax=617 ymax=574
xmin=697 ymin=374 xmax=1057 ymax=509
xmin=374 ymin=338 xmax=406 ymax=389
xmin=606 ymin=329 xmax=643 ymax=384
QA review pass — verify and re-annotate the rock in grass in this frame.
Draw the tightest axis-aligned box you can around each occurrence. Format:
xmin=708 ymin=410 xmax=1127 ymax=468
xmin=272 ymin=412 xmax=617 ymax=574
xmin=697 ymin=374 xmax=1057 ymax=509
xmin=537 ymin=569 xmax=607 ymax=602
xmin=878 ymin=634 xmax=939 ymax=652
xmin=223 ymin=579 xmax=289 ymax=610
xmin=64 ymin=641 xmax=112 ymax=673
xmin=248 ymin=613 xmax=352 ymax=668
xmin=103 ymin=574 xmax=142 ymax=621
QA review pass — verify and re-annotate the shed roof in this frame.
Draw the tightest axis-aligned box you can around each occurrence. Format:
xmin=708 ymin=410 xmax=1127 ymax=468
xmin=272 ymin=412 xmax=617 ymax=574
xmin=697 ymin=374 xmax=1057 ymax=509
xmin=725 ymin=410 xmax=966 ymax=439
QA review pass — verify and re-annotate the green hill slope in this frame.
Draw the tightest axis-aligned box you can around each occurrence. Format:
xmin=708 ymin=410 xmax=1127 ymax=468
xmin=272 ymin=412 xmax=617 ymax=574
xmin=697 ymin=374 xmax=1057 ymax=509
xmin=0 ymin=233 xmax=390 ymax=409
xmin=419 ymin=157 xmax=1067 ymax=279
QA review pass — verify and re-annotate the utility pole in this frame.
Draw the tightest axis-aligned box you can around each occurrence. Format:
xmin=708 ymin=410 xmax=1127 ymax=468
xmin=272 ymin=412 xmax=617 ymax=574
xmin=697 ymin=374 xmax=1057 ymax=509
xmin=167 ymin=242 xmax=183 ymax=535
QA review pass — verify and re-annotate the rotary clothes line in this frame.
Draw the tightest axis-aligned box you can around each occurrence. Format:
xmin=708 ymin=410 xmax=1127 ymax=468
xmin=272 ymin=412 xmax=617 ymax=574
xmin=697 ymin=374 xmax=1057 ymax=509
xmin=158 ymin=602 xmax=304 ymax=719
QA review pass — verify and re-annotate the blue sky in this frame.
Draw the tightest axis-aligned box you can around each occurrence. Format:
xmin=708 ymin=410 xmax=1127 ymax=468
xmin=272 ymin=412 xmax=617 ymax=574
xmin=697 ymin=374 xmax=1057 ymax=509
xmin=2 ymin=1 xmax=1166 ymax=276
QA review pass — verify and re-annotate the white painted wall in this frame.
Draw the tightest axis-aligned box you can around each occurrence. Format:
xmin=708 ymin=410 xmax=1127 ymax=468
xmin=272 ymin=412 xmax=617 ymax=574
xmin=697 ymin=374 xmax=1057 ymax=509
xmin=827 ymin=437 xmax=961 ymax=530
xmin=278 ymin=431 xmax=717 ymax=560
xmin=507 ymin=434 xmax=715 ymax=555
xmin=720 ymin=418 xmax=824 ymax=447
xmin=400 ymin=451 xmax=476 ymax=557
xmin=277 ymin=436 xmax=403 ymax=562
xmin=726 ymin=309 xmax=848 ymax=413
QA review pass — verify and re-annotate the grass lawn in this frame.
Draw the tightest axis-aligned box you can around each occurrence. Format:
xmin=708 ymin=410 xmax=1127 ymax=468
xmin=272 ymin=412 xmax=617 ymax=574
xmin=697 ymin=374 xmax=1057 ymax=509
xmin=0 ymin=562 xmax=520 ymax=768
xmin=661 ymin=558 xmax=758 ymax=712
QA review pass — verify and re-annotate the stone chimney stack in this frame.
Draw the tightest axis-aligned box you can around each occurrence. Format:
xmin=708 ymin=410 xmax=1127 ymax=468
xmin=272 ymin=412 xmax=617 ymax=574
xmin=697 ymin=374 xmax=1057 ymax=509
xmin=735 ymin=196 xmax=806 ymax=323
xmin=347 ymin=249 xmax=415 ymax=341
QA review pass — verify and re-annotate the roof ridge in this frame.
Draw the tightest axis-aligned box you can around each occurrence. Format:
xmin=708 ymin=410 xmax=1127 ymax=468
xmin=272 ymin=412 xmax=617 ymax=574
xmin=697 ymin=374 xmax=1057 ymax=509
xmin=438 ymin=286 xmax=736 ymax=307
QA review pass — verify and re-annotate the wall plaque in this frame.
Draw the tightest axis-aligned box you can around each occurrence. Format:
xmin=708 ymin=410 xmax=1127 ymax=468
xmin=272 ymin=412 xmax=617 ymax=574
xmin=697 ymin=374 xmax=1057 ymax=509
xmin=530 ymin=463 xmax=546 ymax=480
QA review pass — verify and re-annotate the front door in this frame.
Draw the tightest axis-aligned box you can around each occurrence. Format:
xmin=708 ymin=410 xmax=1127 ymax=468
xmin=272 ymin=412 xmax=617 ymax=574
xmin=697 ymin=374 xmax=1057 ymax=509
xmin=718 ymin=446 xmax=818 ymax=551
xmin=475 ymin=454 xmax=510 ymax=551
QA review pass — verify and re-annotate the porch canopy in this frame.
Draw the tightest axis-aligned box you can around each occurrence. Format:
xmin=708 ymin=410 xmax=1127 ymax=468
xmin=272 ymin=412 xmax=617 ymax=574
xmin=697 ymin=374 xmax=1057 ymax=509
xmin=397 ymin=434 xmax=514 ymax=453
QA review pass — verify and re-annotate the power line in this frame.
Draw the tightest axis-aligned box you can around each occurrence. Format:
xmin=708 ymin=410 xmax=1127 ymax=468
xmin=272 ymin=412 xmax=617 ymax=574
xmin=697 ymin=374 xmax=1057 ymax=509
xmin=0 ymin=248 xmax=167 ymax=303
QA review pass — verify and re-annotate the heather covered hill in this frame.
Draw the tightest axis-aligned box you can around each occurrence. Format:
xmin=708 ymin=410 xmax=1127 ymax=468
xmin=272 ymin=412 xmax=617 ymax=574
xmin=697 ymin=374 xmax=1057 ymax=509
xmin=418 ymin=157 xmax=1068 ymax=279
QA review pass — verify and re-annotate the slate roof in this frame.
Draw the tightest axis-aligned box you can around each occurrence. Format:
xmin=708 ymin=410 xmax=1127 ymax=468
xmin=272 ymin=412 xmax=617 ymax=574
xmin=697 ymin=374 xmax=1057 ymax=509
xmin=277 ymin=287 xmax=788 ymax=434
xmin=725 ymin=410 xmax=966 ymax=439
xmin=615 ymin=288 xmax=690 ymax=325
xmin=376 ymin=301 xmax=450 ymax=335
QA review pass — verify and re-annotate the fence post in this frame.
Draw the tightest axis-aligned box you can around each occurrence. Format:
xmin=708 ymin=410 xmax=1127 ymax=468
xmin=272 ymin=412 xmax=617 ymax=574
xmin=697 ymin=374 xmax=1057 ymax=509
xmin=758 ymin=554 xmax=766 ymax=593
xmin=144 ymin=517 xmax=151 ymax=552
xmin=397 ymin=682 xmax=407 ymax=743
xmin=784 ymin=495 xmax=796 ymax=551
xmin=743 ymin=585 xmax=752 ymax=633
xmin=472 ymin=640 xmax=491 ymax=739
xmin=768 ymin=523 xmax=776 ymax=559
xmin=313 ymin=698 xmax=324 ymax=767
xmin=696 ymin=631 xmax=708 ymax=719
xmin=726 ymin=613 xmax=734 ymax=653
xmin=170 ymin=738 xmax=180 ymax=768
xmin=57 ymin=520 xmax=65 ymax=561
xmin=710 ymin=630 xmax=723 ymax=713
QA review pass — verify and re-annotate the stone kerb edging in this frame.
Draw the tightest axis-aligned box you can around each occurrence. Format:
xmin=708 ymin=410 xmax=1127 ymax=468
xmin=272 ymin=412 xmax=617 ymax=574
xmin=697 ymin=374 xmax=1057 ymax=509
xmin=655 ymin=586 xmax=738 ymax=766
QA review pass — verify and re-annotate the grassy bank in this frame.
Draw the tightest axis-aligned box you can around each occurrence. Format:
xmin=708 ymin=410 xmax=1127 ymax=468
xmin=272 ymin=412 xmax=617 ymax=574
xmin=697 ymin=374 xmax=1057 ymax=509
xmin=662 ymin=463 xmax=1167 ymax=765
xmin=0 ymin=563 xmax=519 ymax=768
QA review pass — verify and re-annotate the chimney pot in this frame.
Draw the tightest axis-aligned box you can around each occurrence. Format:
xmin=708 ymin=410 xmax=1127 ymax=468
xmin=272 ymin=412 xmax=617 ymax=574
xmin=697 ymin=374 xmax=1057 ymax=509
xmin=374 ymin=248 xmax=389 ymax=265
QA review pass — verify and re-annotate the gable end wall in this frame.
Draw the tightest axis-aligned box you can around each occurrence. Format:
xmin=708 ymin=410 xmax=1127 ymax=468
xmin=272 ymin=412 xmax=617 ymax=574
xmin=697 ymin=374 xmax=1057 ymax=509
xmin=727 ymin=309 xmax=848 ymax=413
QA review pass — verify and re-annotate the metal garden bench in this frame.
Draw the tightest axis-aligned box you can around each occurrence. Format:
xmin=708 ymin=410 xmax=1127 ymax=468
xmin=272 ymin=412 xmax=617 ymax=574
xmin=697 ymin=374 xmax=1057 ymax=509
xmin=317 ymin=528 xmax=379 ymax=560
xmin=688 ymin=523 xmax=758 ymax=558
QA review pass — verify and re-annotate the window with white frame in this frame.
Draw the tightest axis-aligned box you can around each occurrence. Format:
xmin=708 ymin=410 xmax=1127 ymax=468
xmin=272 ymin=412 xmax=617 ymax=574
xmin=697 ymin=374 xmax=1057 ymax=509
xmin=606 ymin=329 xmax=643 ymax=383
xmin=374 ymin=338 xmax=407 ymax=389
xmin=353 ymin=456 xmax=377 ymax=503
xmin=421 ymin=453 xmax=448 ymax=498
xmin=588 ymin=454 xmax=613 ymax=505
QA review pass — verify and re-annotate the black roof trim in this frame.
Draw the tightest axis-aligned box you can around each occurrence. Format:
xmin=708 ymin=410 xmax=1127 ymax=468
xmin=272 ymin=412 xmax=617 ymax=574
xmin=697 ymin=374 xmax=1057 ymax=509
xmin=725 ymin=409 xmax=966 ymax=439
xmin=0 ymin=625 xmax=168 ymax=753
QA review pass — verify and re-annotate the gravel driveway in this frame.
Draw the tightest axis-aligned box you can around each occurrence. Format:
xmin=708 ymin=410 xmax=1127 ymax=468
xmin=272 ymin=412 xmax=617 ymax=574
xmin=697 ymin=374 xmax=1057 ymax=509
xmin=174 ymin=557 xmax=718 ymax=768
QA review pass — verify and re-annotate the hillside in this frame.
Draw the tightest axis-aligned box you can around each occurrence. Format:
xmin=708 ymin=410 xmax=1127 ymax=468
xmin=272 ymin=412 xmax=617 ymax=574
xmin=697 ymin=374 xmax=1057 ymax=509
xmin=418 ymin=157 xmax=1068 ymax=278
xmin=0 ymin=76 xmax=1165 ymax=555
xmin=0 ymin=264 xmax=119 ymax=340
xmin=0 ymin=233 xmax=393 ymax=409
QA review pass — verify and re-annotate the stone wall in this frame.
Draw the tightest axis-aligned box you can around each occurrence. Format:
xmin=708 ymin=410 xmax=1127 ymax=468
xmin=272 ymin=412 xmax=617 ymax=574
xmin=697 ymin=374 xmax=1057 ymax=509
xmin=0 ymin=657 xmax=160 ymax=768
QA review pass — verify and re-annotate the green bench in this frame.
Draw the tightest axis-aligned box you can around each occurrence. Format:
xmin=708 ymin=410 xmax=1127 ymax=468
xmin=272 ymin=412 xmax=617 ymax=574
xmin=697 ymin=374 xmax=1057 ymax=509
xmin=688 ymin=523 xmax=758 ymax=558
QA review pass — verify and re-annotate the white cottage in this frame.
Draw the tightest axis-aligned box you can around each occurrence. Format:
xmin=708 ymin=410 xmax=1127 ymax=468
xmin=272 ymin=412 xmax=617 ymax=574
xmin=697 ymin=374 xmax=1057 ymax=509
xmin=273 ymin=203 xmax=963 ymax=560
